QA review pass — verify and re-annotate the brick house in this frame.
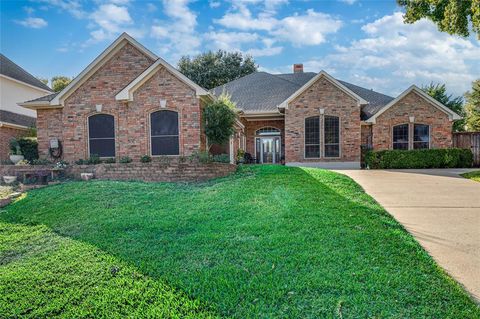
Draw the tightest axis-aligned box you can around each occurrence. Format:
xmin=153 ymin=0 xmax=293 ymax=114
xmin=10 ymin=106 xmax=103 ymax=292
xmin=1 ymin=54 xmax=53 ymax=160
xmin=21 ymin=33 xmax=460 ymax=168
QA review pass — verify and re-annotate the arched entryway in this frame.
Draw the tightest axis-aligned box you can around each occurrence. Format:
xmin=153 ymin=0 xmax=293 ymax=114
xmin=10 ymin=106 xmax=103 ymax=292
xmin=255 ymin=127 xmax=281 ymax=164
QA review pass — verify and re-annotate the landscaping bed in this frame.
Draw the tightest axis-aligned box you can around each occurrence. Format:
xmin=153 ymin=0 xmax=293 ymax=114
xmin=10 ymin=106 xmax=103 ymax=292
xmin=1 ymin=166 xmax=478 ymax=318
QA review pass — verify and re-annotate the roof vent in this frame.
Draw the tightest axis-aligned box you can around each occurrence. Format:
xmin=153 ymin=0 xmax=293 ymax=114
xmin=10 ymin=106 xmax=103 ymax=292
xmin=293 ymin=64 xmax=303 ymax=73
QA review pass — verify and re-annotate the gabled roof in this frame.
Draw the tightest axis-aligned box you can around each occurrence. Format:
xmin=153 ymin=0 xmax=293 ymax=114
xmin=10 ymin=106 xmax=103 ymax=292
xmin=50 ymin=33 xmax=158 ymax=106
xmin=0 ymin=110 xmax=35 ymax=129
xmin=278 ymin=71 xmax=368 ymax=108
xmin=213 ymin=71 xmax=395 ymax=119
xmin=366 ymin=85 xmax=462 ymax=123
xmin=0 ymin=54 xmax=52 ymax=92
xmin=116 ymin=58 xmax=210 ymax=101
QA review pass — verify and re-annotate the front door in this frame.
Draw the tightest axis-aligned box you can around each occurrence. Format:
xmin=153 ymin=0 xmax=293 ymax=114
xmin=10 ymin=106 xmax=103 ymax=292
xmin=256 ymin=137 xmax=281 ymax=163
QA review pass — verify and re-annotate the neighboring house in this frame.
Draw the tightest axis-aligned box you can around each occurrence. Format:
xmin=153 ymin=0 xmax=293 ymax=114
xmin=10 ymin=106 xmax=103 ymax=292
xmin=0 ymin=54 xmax=53 ymax=160
xmin=20 ymin=33 xmax=460 ymax=168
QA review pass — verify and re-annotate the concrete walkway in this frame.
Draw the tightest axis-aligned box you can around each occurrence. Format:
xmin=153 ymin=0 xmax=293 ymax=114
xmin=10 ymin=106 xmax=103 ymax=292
xmin=336 ymin=168 xmax=480 ymax=301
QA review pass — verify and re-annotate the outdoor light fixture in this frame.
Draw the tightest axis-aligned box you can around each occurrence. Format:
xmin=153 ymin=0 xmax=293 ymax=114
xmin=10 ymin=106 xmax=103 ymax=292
xmin=160 ymin=99 xmax=167 ymax=108
xmin=96 ymin=104 xmax=103 ymax=112
xmin=409 ymin=116 xmax=415 ymax=123
xmin=319 ymin=108 xmax=325 ymax=115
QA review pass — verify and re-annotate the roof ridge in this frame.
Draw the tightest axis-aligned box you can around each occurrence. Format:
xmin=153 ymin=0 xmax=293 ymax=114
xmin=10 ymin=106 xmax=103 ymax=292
xmin=0 ymin=53 xmax=52 ymax=91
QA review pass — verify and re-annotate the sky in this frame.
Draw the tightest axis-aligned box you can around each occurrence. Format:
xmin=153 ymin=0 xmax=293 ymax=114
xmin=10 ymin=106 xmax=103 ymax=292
xmin=1 ymin=0 xmax=479 ymax=97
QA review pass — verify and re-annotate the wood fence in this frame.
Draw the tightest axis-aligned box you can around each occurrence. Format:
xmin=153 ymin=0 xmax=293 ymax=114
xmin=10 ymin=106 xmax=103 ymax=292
xmin=453 ymin=132 xmax=480 ymax=167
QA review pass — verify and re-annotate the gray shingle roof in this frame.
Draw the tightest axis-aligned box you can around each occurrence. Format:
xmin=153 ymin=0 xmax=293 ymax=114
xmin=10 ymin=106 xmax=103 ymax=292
xmin=0 ymin=110 xmax=35 ymax=128
xmin=213 ymin=71 xmax=394 ymax=120
xmin=0 ymin=54 xmax=52 ymax=92
xmin=24 ymin=92 xmax=59 ymax=103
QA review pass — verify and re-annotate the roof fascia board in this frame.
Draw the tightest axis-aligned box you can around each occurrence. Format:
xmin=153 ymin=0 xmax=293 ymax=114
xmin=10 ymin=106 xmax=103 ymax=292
xmin=366 ymin=85 xmax=462 ymax=123
xmin=116 ymin=58 xmax=210 ymax=101
xmin=0 ymin=74 xmax=52 ymax=93
xmin=18 ymin=101 xmax=61 ymax=110
xmin=278 ymin=70 xmax=368 ymax=109
xmin=51 ymin=33 xmax=158 ymax=106
xmin=0 ymin=121 xmax=30 ymax=130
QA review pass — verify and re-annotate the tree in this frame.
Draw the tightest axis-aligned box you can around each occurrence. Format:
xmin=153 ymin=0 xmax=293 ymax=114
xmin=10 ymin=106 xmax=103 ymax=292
xmin=36 ymin=76 xmax=49 ymax=86
xmin=178 ymin=50 xmax=257 ymax=90
xmin=397 ymin=0 xmax=480 ymax=39
xmin=464 ymin=79 xmax=480 ymax=131
xmin=51 ymin=76 xmax=72 ymax=92
xmin=203 ymin=94 xmax=237 ymax=150
xmin=422 ymin=83 xmax=465 ymax=131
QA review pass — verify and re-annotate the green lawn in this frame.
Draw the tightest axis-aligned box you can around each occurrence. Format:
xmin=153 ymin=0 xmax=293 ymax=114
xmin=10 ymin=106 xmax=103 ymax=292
xmin=462 ymin=170 xmax=480 ymax=182
xmin=1 ymin=165 xmax=478 ymax=318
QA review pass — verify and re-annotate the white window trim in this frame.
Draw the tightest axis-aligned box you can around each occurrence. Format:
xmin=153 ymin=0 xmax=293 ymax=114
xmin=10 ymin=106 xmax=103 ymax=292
xmin=87 ymin=113 xmax=116 ymax=159
xmin=149 ymin=110 xmax=180 ymax=157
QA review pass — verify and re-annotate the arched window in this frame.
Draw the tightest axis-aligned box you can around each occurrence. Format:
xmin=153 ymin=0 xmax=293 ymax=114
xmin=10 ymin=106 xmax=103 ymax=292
xmin=393 ymin=124 xmax=409 ymax=150
xmin=324 ymin=115 xmax=340 ymax=157
xmin=256 ymin=127 xmax=280 ymax=136
xmin=413 ymin=124 xmax=430 ymax=149
xmin=150 ymin=110 xmax=179 ymax=155
xmin=88 ymin=114 xmax=115 ymax=157
xmin=305 ymin=116 xmax=320 ymax=158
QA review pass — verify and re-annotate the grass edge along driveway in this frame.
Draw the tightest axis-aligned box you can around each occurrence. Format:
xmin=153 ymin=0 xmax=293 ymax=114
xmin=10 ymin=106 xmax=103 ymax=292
xmin=462 ymin=170 xmax=480 ymax=182
xmin=1 ymin=165 xmax=479 ymax=318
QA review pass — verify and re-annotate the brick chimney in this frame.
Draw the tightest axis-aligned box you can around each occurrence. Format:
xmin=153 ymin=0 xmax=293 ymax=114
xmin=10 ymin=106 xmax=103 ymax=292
xmin=293 ymin=63 xmax=303 ymax=73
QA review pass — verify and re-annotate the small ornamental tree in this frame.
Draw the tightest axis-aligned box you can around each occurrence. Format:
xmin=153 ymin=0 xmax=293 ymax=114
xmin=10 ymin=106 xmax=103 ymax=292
xmin=203 ymin=94 xmax=237 ymax=151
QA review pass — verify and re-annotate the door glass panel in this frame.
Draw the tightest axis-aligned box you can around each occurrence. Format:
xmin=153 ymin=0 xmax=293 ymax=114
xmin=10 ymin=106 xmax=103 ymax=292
xmin=262 ymin=138 xmax=273 ymax=163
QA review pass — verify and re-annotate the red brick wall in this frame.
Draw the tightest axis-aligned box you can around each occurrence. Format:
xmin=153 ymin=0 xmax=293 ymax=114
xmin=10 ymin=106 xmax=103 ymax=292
xmin=284 ymin=77 xmax=361 ymax=163
xmin=36 ymin=43 xmax=205 ymax=163
xmin=361 ymin=124 xmax=372 ymax=146
xmin=0 ymin=127 xmax=27 ymax=160
xmin=372 ymin=91 xmax=453 ymax=150
xmin=242 ymin=119 xmax=285 ymax=157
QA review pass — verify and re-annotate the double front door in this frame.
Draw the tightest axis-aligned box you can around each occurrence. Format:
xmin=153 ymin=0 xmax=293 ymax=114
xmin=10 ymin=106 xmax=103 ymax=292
xmin=255 ymin=137 xmax=281 ymax=164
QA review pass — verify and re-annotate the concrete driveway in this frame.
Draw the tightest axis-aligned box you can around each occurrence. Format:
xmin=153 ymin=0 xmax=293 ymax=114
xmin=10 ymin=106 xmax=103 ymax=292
xmin=336 ymin=168 xmax=480 ymax=301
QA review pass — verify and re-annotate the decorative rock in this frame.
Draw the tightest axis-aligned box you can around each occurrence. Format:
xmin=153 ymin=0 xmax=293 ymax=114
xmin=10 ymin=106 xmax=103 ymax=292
xmin=3 ymin=176 xmax=17 ymax=184
xmin=81 ymin=173 xmax=94 ymax=181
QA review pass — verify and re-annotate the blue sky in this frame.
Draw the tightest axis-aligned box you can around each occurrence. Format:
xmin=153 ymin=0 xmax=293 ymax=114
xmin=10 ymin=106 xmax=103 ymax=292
xmin=1 ymin=0 xmax=479 ymax=97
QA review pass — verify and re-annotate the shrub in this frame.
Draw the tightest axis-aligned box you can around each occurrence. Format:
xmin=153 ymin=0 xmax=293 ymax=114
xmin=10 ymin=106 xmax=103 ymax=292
xmin=212 ymin=154 xmax=230 ymax=163
xmin=104 ymin=158 xmax=116 ymax=164
xmin=140 ymin=155 xmax=152 ymax=163
xmin=119 ymin=156 xmax=132 ymax=164
xmin=9 ymin=139 xmax=22 ymax=155
xmin=75 ymin=159 xmax=87 ymax=165
xmin=189 ymin=151 xmax=212 ymax=164
xmin=204 ymin=94 xmax=237 ymax=150
xmin=87 ymin=155 xmax=102 ymax=165
xmin=365 ymin=148 xmax=473 ymax=169
xmin=17 ymin=138 xmax=38 ymax=162
xmin=31 ymin=158 xmax=52 ymax=165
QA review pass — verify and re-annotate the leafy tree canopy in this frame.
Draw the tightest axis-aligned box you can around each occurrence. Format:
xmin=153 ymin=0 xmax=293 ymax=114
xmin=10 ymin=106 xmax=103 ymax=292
xmin=398 ymin=0 xmax=480 ymax=39
xmin=51 ymin=76 xmax=72 ymax=92
xmin=203 ymin=94 xmax=237 ymax=149
xmin=422 ymin=83 xmax=465 ymax=131
xmin=178 ymin=50 xmax=257 ymax=90
xmin=464 ymin=79 xmax=480 ymax=131
xmin=36 ymin=76 xmax=49 ymax=85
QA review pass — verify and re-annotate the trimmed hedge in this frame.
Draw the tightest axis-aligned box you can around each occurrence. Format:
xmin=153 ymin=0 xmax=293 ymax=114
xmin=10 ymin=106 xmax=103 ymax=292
xmin=365 ymin=148 xmax=473 ymax=169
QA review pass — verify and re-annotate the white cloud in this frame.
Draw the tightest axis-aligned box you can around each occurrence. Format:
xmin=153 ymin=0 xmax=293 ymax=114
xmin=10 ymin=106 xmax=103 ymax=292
xmin=245 ymin=45 xmax=283 ymax=57
xmin=339 ymin=0 xmax=357 ymax=4
xmin=273 ymin=10 xmax=342 ymax=46
xmin=305 ymin=12 xmax=480 ymax=96
xmin=209 ymin=1 xmax=221 ymax=8
xmin=205 ymin=31 xmax=259 ymax=51
xmin=146 ymin=3 xmax=157 ymax=12
xmin=15 ymin=17 xmax=48 ymax=28
xmin=37 ymin=0 xmax=86 ymax=19
xmin=91 ymin=4 xmax=132 ymax=33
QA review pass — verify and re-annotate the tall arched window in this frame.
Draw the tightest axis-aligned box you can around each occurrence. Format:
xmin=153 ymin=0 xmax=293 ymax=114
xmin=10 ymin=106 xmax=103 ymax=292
xmin=88 ymin=114 xmax=115 ymax=157
xmin=324 ymin=115 xmax=340 ymax=157
xmin=150 ymin=110 xmax=179 ymax=155
xmin=305 ymin=116 xmax=320 ymax=158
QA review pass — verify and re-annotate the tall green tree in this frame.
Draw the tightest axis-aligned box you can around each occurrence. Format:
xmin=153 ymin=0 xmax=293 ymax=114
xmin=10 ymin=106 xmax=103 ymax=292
xmin=203 ymin=94 xmax=237 ymax=150
xmin=422 ymin=83 xmax=465 ymax=131
xmin=178 ymin=50 xmax=257 ymax=90
xmin=397 ymin=0 xmax=480 ymax=39
xmin=51 ymin=76 xmax=72 ymax=92
xmin=464 ymin=79 xmax=480 ymax=131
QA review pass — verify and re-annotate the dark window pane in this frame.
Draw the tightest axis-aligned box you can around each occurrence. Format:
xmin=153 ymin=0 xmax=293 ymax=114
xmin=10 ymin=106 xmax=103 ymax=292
xmin=324 ymin=116 xmax=339 ymax=157
xmin=305 ymin=145 xmax=320 ymax=158
xmin=151 ymin=111 xmax=178 ymax=136
xmin=325 ymin=144 xmax=340 ymax=157
xmin=305 ymin=116 xmax=320 ymax=145
xmin=414 ymin=124 xmax=429 ymax=149
xmin=89 ymin=139 xmax=115 ymax=157
xmin=89 ymin=114 xmax=114 ymax=138
xmin=393 ymin=124 xmax=409 ymax=150
xmin=152 ymin=136 xmax=179 ymax=155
